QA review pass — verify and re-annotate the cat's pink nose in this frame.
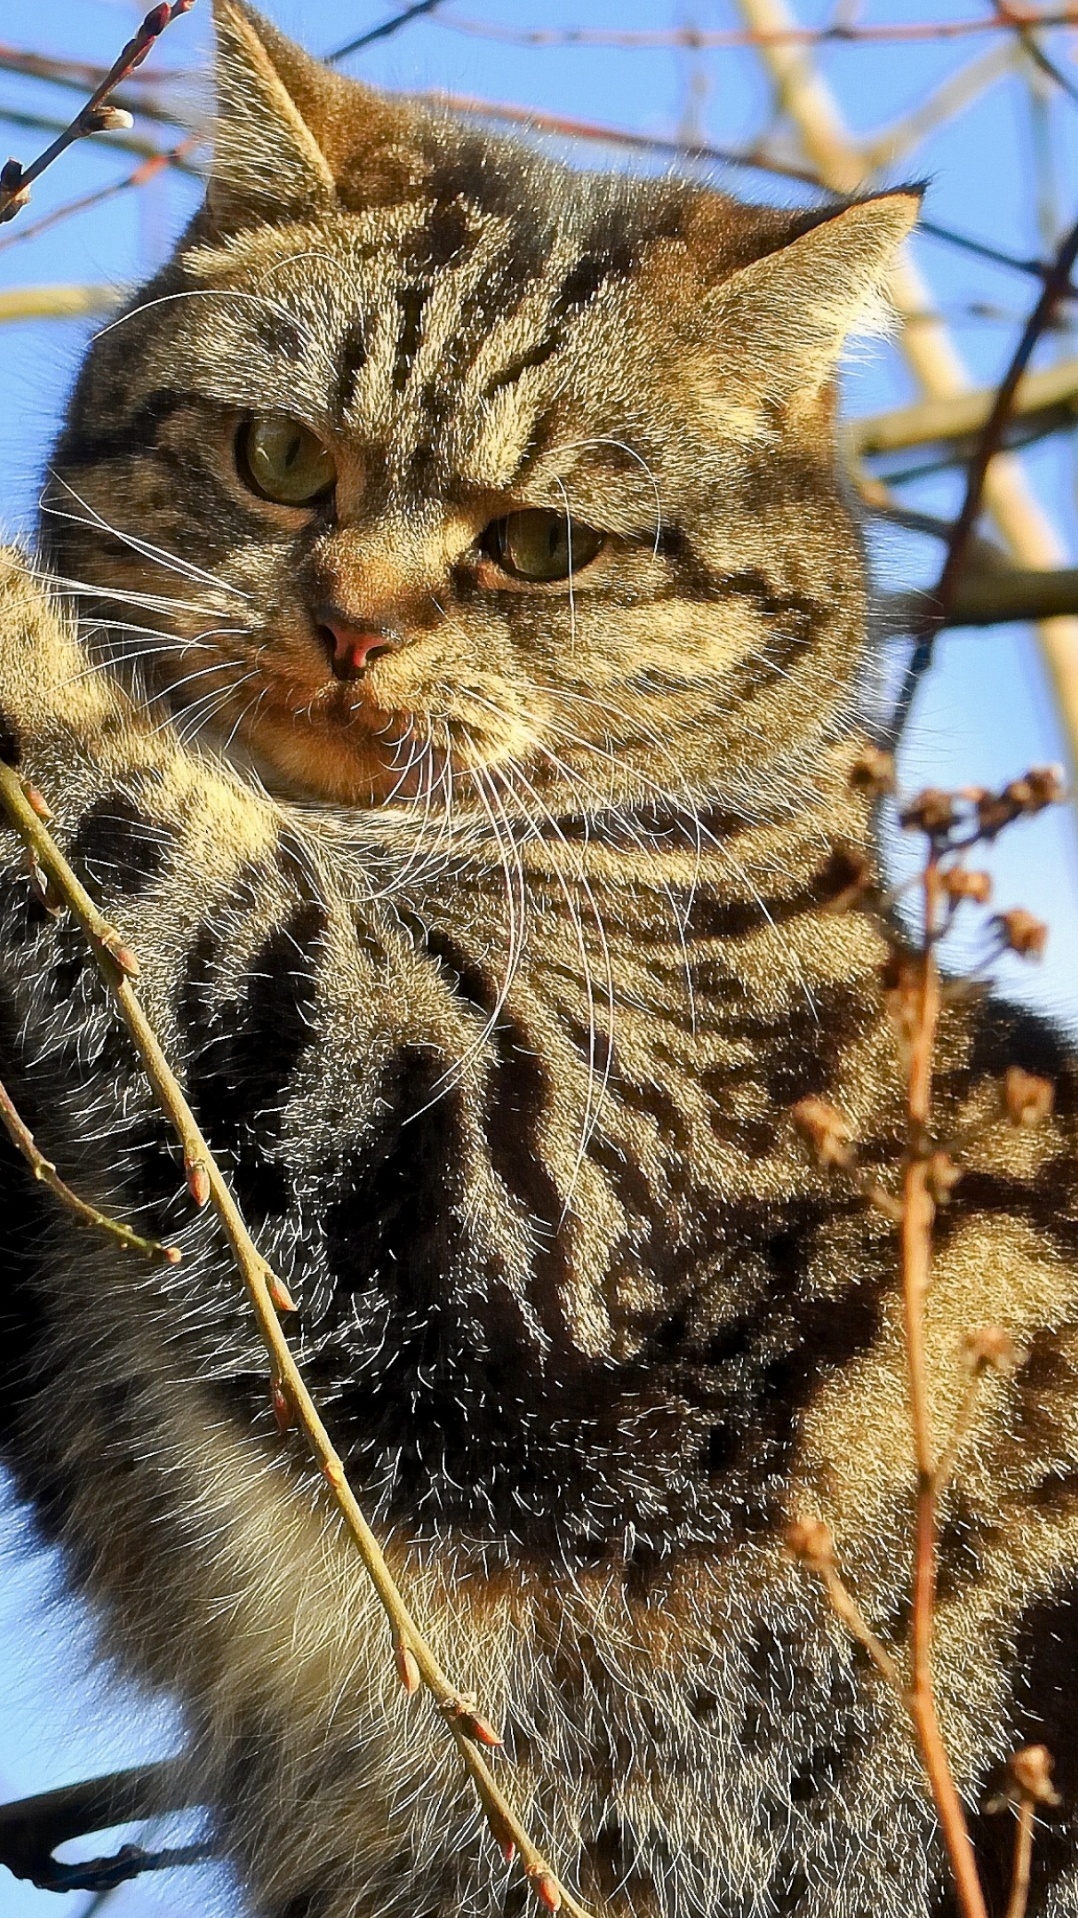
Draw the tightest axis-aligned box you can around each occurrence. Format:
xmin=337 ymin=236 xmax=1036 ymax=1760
xmin=319 ymin=618 xmax=394 ymax=681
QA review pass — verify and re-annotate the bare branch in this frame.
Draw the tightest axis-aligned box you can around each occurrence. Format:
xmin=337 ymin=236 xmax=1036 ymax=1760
xmin=0 ymin=1760 xmax=206 ymax=1894
xmin=848 ymin=357 xmax=1078 ymax=457
xmin=0 ymin=283 xmax=120 ymax=322
xmin=328 ymin=0 xmax=444 ymax=63
xmin=439 ymin=10 xmax=1078 ymax=48
xmin=0 ymin=750 xmax=593 ymax=1918
xmin=0 ymin=1063 xmax=179 ymax=1262
xmin=0 ymin=1 xmax=195 ymax=226
xmin=886 ymin=566 xmax=1078 ymax=630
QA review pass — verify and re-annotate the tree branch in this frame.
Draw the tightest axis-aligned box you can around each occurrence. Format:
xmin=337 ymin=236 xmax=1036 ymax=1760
xmin=0 ymin=747 xmax=590 ymax=1918
xmin=0 ymin=1 xmax=195 ymax=225
xmin=0 ymin=1759 xmax=206 ymax=1893
xmin=0 ymin=283 xmax=120 ymax=322
xmin=848 ymin=356 xmax=1078 ymax=457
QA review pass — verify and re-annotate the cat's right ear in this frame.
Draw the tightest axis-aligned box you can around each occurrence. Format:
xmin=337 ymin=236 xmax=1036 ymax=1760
xmin=208 ymin=1 xmax=421 ymax=229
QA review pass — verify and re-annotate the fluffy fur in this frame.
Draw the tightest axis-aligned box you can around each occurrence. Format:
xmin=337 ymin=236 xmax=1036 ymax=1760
xmin=0 ymin=7 xmax=1076 ymax=1915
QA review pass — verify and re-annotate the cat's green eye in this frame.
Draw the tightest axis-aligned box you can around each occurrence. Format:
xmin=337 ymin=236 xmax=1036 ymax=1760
xmin=483 ymin=509 xmax=604 ymax=583
xmin=237 ymin=417 xmax=336 ymax=506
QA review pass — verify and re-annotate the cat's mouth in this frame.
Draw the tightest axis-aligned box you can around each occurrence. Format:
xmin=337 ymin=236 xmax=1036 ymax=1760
xmin=204 ymin=665 xmax=521 ymax=807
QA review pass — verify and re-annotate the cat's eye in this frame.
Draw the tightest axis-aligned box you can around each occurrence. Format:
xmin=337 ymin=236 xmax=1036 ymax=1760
xmin=482 ymin=510 xmax=604 ymax=582
xmin=237 ymin=417 xmax=336 ymax=506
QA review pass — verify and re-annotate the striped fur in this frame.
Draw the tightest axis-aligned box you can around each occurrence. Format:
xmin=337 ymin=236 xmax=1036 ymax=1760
xmin=1 ymin=6 xmax=1076 ymax=1914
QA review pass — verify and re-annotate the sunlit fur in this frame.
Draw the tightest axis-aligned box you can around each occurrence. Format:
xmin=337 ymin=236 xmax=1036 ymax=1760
xmin=1 ymin=7 xmax=1077 ymax=1918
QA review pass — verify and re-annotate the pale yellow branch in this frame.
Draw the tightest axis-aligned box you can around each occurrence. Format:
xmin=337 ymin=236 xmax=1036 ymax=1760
xmin=848 ymin=357 xmax=1078 ymax=458
xmin=737 ymin=0 xmax=1078 ymax=785
xmin=0 ymin=284 xmax=120 ymax=324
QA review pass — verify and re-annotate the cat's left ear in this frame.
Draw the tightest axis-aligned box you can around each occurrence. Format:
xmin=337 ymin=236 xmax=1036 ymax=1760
xmin=208 ymin=0 xmax=419 ymax=228
xmin=702 ymin=189 xmax=922 ymax=411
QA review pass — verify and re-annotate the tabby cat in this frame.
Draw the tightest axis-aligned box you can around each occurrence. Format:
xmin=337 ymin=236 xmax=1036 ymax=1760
xmin=1 ymin=5 xmax=1077 ymax=1915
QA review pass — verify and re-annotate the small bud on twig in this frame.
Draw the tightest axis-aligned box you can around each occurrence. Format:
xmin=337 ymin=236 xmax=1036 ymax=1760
xmin=528 ymin=1867 xmax=563 ymax=1912
xmin=962 ymin=1327 xmax=1018 ymax=1376
xmin=184 ymin=1153 xmax=210 ymax=1207
xmin=99 ymin=925 xmax=140 ymax=976
xmin=849 ymin=745 xmax=895 ymax=795
xmin=395 ymin=1638 xmax=421 ymax=1696
xmin=21 ymin=781 xmax=53 ymax=823
xmin=27 ymin=851 xmax=64 ymax=918
xmin=992 ymin=909 xmax=1048 ymax=960
xmin=0 ymin=159 xmax=29 ymax=224
xmin=271 ymin=1377 xmax=293 ymax=1433
xmin=1002 ymin=1066 xmax=1055 ymax=1128
xmin=268 ymin=1275 xmax=297 ymax=1313
xmin=927 ymin=1151 xmax=962 ymax=1204
xmin=791 ymin=1097 xmax=855 ymax=1171
xmin=81 ymin=105 xmax=135 ymax=134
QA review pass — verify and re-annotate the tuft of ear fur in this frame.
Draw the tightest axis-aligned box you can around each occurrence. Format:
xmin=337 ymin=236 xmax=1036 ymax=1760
xmin=209 ymin=0 xmax=337 ymax=225
xmin=704 ymin=190 xmax=922 ymax=414
xmin=208 ymin=0 xmax=427 ymax=228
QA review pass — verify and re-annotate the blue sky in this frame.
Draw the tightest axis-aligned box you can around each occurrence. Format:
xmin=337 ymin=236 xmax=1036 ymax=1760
xmin=1 ymin=3 xmax=1077 ymax=1912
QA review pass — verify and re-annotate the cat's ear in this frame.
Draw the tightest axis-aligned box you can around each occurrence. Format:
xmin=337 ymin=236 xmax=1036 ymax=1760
xmin=701 ymin=190 xmax=922 ymax=413
xmin=208 ymin=0 xmax=421 ymax=228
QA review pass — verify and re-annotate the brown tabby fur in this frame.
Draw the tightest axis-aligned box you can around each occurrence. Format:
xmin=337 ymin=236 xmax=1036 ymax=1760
xmin=1 ymin=6 xmax=1077 ymax=1915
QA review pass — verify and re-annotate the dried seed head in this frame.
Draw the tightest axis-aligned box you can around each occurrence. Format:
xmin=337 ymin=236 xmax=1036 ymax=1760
xmin=993 ymin=909 xmax=1048 ymax=960
xmin=785 ymin=1516 xmax=834 ymax=1570
xmin=791 ymin=1097 xmax=855 ymax=1171
xmin=1006 ymin=766 xmax=1067 ymax=815
xmin=899 ymin=787 xmax=958 ymax=837
xmin=817 ymin=843 xmax=873 ymax=912
xmin=849 ymin=745 xmax=895 ymax=795
xmin=1002 ymin=1065 xmax=1054 ymax=1128
xmin=1008 ymin=1744 xmax=1062 ymax=1807
xmin=942 ymin=867 xmax=992 ymax=906
xmin=962 ymin=1327 xmax=1018 ymax=1376
xmin=927 ymin=1151 xmax=962 ymax=1204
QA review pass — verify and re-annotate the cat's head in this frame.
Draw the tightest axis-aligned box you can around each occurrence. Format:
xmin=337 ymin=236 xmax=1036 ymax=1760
xmin=43 ymin=0 xmax=918 ymax=815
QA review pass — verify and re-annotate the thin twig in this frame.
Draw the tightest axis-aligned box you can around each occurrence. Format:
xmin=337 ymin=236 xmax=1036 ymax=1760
xmin=0 ymin=1 xmax=195 ymax=225
xmin=0 ymin=1068 xmax=179 ymax=1263
xmin=993 ymin=0 xmax=1078 ymax=108
xmin=328 ymin=0 xmax=443 ymax=63
xmin=440 ymin=10 xmax=1078 ymax=47
xmin=1006 ymin=1797 xmax=1036 ymax=1918
xmin=898 ymin=861 xmax=989 ymax=1918
xmin=0 ymin=140 xmax=195 ymax=257
xmin=890 ymin=209 xmax=1078 ymax=743
xmin=0 ymin=755 xmax=588 ymax=1918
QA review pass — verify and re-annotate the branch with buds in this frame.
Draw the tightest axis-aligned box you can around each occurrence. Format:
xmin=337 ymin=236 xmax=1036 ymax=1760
xmin=0 ymin=1 xmax=194 ymax=226
xmin=0 ymin=752 xmax=590 ymax=1918
xmin=790 ymin=750 xmax=1068 ymax=1918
